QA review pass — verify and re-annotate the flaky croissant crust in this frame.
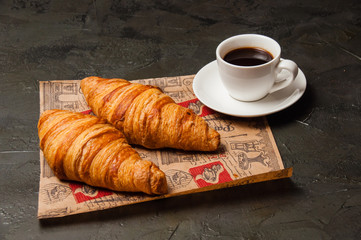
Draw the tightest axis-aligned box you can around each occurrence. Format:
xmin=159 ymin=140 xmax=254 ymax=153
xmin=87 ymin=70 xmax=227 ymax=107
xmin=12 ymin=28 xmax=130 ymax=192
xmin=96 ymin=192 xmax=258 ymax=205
xmin=81 ymin=77 xmax=220 ymax=151
xmin=38 ymin=109 xmax=168 ymax=195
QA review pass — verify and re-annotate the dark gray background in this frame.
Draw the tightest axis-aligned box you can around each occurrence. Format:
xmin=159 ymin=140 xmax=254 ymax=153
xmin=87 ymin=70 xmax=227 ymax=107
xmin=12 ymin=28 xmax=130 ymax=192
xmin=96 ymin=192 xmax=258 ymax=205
xmin=0 ymin=0 xmax=360 ymax=239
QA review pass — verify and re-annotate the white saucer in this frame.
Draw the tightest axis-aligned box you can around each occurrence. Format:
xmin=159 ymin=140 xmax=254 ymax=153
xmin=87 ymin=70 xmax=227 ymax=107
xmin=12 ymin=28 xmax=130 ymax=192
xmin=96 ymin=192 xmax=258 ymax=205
xmin=193 ymin=60 xmax=307 ymax=117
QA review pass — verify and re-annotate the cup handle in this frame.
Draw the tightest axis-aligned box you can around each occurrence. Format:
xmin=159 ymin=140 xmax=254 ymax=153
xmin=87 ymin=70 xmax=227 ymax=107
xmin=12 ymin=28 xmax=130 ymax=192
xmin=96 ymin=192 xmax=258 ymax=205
xmin=269 ymin=59 xmax=298 ymax=93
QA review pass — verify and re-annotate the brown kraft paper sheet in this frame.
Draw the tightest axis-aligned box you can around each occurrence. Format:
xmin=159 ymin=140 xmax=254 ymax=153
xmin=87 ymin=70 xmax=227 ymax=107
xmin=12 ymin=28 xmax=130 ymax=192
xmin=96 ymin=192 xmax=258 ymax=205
xmin=37 ymin=75 xmax=292 ymax=219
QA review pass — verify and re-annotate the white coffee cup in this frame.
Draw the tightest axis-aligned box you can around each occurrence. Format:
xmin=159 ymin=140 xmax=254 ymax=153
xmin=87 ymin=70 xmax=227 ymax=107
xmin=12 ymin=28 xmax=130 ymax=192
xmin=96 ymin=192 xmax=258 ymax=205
xmin=216 ymin=34 xmax=298 ymax=102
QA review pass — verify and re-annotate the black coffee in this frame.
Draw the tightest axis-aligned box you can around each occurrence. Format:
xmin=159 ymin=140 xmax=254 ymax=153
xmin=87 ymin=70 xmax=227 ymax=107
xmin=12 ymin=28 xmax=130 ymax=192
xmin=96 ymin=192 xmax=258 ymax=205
xmin=223 ymin=47 xmax=273 ymax=66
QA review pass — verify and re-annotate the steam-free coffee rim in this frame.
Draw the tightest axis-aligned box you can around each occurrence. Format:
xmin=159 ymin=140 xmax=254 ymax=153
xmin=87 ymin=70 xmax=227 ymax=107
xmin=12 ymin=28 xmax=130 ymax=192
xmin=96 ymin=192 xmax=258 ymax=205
xmin=216 ymin=34 xmax=281 ymax=69
xmin=193 ymin=60 xmax=307 ymax=117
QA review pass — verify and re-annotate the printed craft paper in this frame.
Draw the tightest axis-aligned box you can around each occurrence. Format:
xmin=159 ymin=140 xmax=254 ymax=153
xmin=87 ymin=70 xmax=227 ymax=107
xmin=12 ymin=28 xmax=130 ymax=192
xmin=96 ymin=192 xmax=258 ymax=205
xmin=38 ymin=75 xmax=292 ymax=218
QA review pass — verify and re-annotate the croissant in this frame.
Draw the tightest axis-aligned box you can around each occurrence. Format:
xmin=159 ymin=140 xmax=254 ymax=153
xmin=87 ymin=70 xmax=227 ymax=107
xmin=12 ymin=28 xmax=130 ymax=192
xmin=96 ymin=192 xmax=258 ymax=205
xmin=38 ymin=109 xmax=168 ymax=195
xmin=80 ymin=77 xmax=220 ymax=151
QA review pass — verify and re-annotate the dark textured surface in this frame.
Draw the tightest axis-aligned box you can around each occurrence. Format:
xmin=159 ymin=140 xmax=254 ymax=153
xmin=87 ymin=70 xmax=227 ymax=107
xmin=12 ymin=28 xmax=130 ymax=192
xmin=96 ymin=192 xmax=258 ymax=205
xmin=1 ymin=0 xmax=360 ymax=239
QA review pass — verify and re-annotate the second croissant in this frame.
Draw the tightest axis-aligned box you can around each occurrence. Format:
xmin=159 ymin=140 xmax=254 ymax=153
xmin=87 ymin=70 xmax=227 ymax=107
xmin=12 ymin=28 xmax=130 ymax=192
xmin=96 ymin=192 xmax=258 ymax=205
xmin=81 ymin=77 xmax=220 ymax=151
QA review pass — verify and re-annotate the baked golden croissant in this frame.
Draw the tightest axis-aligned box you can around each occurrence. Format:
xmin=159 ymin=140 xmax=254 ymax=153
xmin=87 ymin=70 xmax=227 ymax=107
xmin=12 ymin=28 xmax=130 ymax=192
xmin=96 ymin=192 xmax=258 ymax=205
xmin=38 ymin=109 xmax=168 ymax=195
xmin=80 ymin=77 xmax=220 ymax=151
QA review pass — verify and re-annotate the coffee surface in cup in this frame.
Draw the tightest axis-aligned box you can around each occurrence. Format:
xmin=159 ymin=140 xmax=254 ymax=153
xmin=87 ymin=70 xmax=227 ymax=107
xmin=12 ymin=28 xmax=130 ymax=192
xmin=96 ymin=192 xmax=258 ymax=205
xmin=223 ymin=47 xmax=273 ymax=66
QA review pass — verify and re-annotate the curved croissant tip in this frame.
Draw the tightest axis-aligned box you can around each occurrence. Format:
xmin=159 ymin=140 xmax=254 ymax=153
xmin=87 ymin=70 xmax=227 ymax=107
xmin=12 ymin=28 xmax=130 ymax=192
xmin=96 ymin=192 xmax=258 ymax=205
xmin=208 ymin=129 xmax=221 ymax=151
xmin=150 ymin=165 xmax=168 ymax=195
